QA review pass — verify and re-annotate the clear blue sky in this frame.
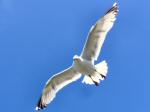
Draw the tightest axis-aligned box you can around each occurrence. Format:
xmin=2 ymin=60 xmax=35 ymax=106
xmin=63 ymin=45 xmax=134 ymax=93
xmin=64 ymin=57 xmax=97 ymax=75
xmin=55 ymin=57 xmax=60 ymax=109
xmin=0 ymin=0 xmax=150 ymax=112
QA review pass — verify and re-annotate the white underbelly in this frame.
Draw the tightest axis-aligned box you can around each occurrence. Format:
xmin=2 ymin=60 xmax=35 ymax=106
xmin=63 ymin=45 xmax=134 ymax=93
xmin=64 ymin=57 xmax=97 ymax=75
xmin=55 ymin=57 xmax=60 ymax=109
xmin=73 ymin=60 xmax=95 ymax=75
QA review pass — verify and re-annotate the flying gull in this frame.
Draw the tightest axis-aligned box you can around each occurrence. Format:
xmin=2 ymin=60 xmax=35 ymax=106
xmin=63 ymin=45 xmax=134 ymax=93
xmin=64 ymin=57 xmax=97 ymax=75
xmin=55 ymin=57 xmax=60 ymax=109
xmin=36 ymin=3 xmax=119 ymax=110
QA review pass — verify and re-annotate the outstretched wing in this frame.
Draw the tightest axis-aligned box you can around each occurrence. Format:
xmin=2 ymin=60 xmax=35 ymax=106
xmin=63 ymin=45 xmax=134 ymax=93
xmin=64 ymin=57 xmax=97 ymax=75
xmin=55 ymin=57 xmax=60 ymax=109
xmin=81 ymin=3 xmax=119 ymax=62
xmin=36 ymin=67 xmax=81 ymax=110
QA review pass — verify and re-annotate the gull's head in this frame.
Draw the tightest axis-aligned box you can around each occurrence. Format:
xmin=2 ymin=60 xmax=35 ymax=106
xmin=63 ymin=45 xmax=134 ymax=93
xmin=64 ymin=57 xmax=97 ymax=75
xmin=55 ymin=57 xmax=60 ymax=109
xmin=73 ymin=55 xmax=83 ymax=62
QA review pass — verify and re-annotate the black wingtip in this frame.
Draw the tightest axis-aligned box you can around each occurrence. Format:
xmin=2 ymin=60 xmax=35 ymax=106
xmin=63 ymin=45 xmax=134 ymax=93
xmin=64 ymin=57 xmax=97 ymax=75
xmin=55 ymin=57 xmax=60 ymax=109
xmin=35 ymin=97 xmax=47 ymax=111
xmin=94 ymin=81 xmax=99 ymax=86
xmin=106 ymin=2 xmax=119 ymax=15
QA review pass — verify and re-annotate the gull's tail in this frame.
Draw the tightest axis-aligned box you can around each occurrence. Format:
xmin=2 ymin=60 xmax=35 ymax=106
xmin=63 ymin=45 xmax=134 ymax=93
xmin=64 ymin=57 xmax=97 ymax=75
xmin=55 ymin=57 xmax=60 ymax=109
xmin=95 ymin=60 xmax=108 ymax=78
xmin=82 ymin=60 xmax=108 ymax=86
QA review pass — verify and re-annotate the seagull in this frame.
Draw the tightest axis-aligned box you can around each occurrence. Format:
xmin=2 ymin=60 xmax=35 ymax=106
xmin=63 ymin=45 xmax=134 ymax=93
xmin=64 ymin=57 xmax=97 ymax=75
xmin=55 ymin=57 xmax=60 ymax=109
xmin=36 ymin=3 xmax=119 ymax=110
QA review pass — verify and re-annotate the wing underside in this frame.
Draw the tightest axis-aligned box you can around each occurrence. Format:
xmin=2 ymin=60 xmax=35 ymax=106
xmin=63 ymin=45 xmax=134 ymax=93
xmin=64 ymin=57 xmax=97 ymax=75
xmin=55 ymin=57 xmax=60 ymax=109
xmin=81 ymin=3 xmax=119 ymax=62
xmin=36 ymin=67 xmax=81 ymax=110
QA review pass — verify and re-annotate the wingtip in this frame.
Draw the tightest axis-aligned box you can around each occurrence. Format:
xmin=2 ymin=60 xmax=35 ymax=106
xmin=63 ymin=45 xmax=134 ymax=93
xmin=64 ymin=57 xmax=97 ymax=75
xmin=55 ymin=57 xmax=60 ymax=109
xmin=106 ymin=2 xmax=119 ymax=15
xmin=35 ymin=105 xmax=47 ymax=111
xmin=113 ymin=2 xmax=118 ymax=7
xmin=35 ymin=107 xmax=40 ymax=111
xmin=35 ymin=97 xmax=47 ymax=111
xmin=112 ymin=2 xmax=119 ymax=10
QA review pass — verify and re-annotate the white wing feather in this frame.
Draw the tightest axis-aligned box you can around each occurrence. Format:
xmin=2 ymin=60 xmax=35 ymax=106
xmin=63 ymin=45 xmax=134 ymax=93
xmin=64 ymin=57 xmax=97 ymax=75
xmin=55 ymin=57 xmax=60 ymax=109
xmin=36 ymin=67 xmax=81 ymax=110
xmin=81 ymin=3 xmax=119 ymax=62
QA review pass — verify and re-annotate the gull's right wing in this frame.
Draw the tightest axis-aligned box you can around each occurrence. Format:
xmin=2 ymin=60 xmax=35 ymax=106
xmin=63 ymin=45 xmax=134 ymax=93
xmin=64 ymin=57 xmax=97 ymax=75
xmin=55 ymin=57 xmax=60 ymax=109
xmin=81 ymin=3 xmax=119 ymax=62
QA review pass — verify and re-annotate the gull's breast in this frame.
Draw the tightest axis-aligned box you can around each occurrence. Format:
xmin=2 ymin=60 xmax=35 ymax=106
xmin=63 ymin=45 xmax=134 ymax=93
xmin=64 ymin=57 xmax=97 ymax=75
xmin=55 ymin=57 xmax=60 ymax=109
xmin=74 ymin=60 xmax=94 ymax=75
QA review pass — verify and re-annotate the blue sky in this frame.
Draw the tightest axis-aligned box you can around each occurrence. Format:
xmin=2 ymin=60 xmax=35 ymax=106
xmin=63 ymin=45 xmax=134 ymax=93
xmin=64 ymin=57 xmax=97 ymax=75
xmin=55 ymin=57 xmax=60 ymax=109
xmin=0 ymin=0 xmax=150 ymax=112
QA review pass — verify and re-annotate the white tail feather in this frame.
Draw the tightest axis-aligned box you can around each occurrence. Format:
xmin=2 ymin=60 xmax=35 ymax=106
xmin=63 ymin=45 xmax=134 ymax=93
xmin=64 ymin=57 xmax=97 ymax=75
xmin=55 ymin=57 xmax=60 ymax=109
xmin=95 ymin=60 xmax=108 ymax=77
xmin=82 ymin=76 xmax=94 ymax=85
xmin=82 ymin=60 xmax=108 ymax=85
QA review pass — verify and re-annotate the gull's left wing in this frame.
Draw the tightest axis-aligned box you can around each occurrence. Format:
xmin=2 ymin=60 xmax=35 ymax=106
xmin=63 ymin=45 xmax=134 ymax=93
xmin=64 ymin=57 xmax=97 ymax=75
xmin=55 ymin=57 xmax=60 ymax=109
xmin=36 ymin=66 xmax=81 ymax=110
xmin=81 ymin=3 xmax=119 ymax=62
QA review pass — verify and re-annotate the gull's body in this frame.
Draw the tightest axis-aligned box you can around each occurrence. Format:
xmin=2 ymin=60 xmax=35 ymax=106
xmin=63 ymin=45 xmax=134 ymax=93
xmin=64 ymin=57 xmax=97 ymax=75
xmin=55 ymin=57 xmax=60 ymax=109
xmin=73 ymin=56 xmax=95 ymax=75
xmin=36 ymin=3 xmax=119 ymax=110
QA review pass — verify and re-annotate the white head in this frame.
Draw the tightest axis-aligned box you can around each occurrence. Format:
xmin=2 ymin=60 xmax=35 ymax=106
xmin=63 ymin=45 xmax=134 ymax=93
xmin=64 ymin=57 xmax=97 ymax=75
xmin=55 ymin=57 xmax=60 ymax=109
xmin=73 ymin=55 xmax=83 ymax=62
